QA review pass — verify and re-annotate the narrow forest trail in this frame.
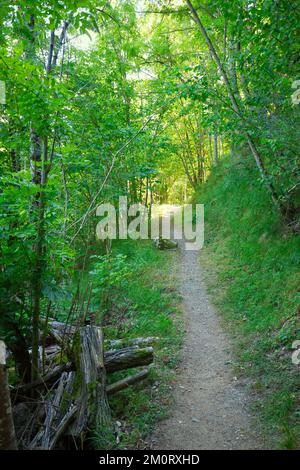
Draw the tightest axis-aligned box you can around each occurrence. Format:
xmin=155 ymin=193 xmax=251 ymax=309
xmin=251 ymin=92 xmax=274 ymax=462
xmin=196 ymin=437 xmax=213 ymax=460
xmin=151 ymin=233 xmax=264 ymax=450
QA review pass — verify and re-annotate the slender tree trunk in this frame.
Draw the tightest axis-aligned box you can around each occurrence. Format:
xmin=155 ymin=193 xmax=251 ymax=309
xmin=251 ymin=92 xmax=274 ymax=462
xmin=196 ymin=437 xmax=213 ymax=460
xmin=29 ymin=112 xmax=45 ymax=381
xmin=9 ymin=124 xmax=20 ymax=172
xmin=213 ymin=132 xmax=218 ymax=164
xmin=223 ymin=19 xmax=227 ymax=60
xmin=46 ymin=30 xmax=55 ymax=74
xmin=237 ymin=41 xmax=250 ymax=98
xmin=31 ymin=190 xmax=45 ymax=381
xmin=145 ymin=176 xmax=149 ymax=207
xmin=52 ymin=20 xmax=69 ymax=69
xmin=228 ymin=37 xmax=239 ymax=100
xmin=208 ymin=133 xmax=213 ymax=166
xmin=27 ymin=15 xmax=69 ymax=381
xmin=149 ymin=177 xmax=153 ymax=219
xmin=60 ymin=157 xmax=68 ymax=236
xmin=25 ymin=12 xmax=43 ymax=382
xmin=179 ymin=152 xmax=196 ymax=189
xmin=131 ymin=177 xmax=138 ymax=203
xmin=185 ymin=0 xmax=283 ymax=216
xmin=218 ymin=135 xmax=222 ymax=158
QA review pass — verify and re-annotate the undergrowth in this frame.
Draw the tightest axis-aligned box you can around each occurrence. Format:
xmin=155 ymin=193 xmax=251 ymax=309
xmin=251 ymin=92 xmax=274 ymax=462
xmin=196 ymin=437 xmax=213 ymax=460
xmin=195 ymin=156 xmax=300 ymax=448
xmin=93 ymin=239 xmax=182 ymax=449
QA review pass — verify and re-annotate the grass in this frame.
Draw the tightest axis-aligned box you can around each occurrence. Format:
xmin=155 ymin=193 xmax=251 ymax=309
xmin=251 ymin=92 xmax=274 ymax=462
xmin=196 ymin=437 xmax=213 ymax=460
xmin=195 ymin=156 xmax=300 ymax=448
xmin=93 ymin=239 xmax=183 ymax=449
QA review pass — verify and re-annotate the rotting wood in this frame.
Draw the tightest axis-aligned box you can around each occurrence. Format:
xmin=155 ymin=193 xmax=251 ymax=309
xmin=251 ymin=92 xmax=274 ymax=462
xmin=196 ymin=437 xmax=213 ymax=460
xmin=104 ymin=346 xmax=154 ymax=373
xmin=46 ymin=320 xmax=76 ymax=344
xmin=105 ymin=336 xmax=159 ymax=350
xmin=69 ymin=326 xmax=112 ymax=438
xmin=107 ymin=368 xmax=150 ymax=396
xmin=9 ymin=321 xmax=156 ymax=449
xmin=29 ymin=371 xmax=76 ymax=449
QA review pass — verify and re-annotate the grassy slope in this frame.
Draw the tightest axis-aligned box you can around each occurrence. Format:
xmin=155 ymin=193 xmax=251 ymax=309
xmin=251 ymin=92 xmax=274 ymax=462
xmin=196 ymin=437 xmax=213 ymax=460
xmin=95 ymin=240 xmax=182 ymax=449
xmin=196 ymin=157 xmax=300 ymax=448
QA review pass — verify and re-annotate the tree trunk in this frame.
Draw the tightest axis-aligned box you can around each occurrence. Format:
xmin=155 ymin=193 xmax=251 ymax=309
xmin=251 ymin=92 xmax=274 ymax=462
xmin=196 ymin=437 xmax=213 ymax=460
xmin=26 ymin=12 xmax=45 ymax=383
xmin=213 ymin=132 xmax=218 ymax=164
xmin=185 ymin=0 xmax=283 ymax=216
xmin=31 ymin=189 xmax=45 ymax=382
xmin=228 ymin=38 xmax=239 ymax=100
xmin=70 ymin=326 xmax=112 ymax=437
xmin=7 ymin=325 xmax=31 ymax=384
xmin=0 ymin=341 xmax=17 ymax=450
xmin=208 ymin=133 xmax=213 ymax=165
xmin=28 ymin=14 xmax=70 ymax=383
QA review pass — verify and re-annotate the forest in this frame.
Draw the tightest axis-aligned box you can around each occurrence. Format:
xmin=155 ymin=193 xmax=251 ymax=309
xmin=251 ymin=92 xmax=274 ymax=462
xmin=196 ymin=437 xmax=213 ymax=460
xmin=0 ymin=0 xmax=299 ymax=453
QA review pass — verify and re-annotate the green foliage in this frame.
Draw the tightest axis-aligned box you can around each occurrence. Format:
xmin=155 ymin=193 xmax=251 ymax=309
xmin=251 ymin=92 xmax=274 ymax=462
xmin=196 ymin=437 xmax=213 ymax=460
xmin=89 ymin=253 xmax=131 ymax=313
xmin=0 ymin=0 xmax=172 ymax=355
xmin=0 ymin=0 xmax=299 ymax=449
xmin=90 ymin=254 xmax=131 ymax=290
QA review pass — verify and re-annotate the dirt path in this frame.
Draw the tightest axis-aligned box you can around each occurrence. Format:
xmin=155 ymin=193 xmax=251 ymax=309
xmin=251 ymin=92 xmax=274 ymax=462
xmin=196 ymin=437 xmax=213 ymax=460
xmin=152 ymin=241 xmax=263 ymax=450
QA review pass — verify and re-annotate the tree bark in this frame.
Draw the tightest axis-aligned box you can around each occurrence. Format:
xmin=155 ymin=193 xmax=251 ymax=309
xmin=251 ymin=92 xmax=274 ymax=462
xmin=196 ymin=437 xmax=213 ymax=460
xmin=104 ymin=346 xmax=154 ymax=373
xmin=105 ymin=336 xmax=159 ymax=350
xmin=0 ymin=341 xmax=17 ymax=450
xmin=46 ymin=30 xmax=55 ymax=74
xmin=70 ymin=326 xmax=112 ymax=437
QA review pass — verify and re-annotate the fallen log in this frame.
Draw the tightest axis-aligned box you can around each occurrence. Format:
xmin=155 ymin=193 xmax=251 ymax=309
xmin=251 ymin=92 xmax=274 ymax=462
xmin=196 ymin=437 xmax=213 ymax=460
xmin=153 ymin=237 xmax=178 ymax=250
xmin=45 ymin=320 xmax=76 ymax=344
xmin=10 ymin=326 xmax=156 ymax=449
xmin=0 ymin=341 xmax=17 ymax=450
xmin=107 ymin=368 xmax=150 ymax=396
xmin=105 ymin=336 xmax=159 ymax=350
xmin=104 ymin=346 xmax=154 ymax=373
xmin=13 ymin=344 xmax=154 ymax=397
